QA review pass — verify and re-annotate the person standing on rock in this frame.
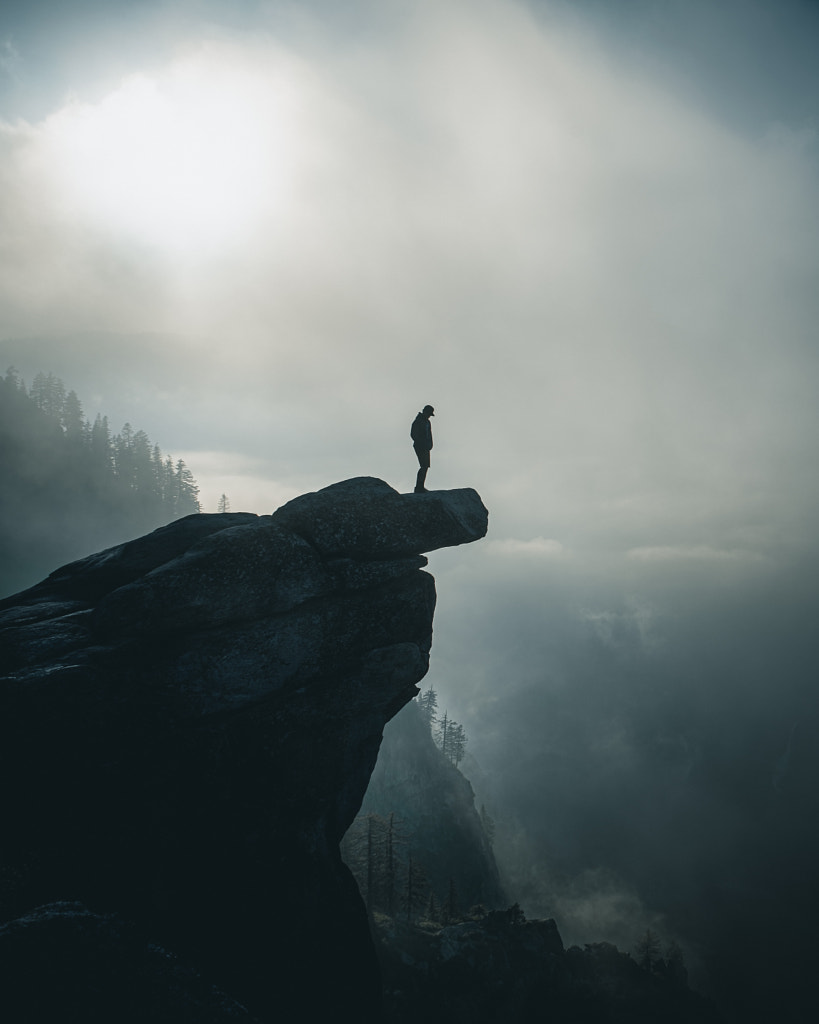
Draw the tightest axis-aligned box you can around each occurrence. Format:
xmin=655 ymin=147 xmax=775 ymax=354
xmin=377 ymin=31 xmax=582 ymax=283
xmin=411 ymin=405 xmax=434 ymax=493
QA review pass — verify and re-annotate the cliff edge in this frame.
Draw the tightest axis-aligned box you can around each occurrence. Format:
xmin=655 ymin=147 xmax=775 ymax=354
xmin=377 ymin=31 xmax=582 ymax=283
xmin=0 ymin=477 xmax=488 ymax=1022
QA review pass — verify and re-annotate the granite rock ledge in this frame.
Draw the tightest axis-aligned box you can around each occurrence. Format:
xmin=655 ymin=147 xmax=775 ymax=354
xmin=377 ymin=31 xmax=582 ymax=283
xmin=0 ymin=477 xmax=488 ymax=1023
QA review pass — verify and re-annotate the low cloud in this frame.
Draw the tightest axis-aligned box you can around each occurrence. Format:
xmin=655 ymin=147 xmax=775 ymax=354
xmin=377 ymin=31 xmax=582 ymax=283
xmin=486 ymin=537 xmax=569 ymax=559
xmin=627 ymin=545 xmax=770 ymax=564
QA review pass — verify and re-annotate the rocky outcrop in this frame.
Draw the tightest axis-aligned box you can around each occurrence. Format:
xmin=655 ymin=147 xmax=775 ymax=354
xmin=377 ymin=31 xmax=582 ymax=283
xmin=0 ymin=477 xmax=488 ymax=1022
xmin=355 ymin=699 xmax=504 ymax=911
xmin=375 ymin=913 xmax=723 ymax=1024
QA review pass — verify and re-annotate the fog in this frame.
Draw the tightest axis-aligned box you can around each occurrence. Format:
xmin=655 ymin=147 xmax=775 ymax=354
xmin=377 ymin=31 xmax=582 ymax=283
xmin=2 ymin=1 xmax=818 ymax=1018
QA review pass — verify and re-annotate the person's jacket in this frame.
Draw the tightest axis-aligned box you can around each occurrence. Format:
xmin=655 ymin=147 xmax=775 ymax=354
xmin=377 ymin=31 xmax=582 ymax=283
xmin=411 ymin=413 xmax=433 ymax=451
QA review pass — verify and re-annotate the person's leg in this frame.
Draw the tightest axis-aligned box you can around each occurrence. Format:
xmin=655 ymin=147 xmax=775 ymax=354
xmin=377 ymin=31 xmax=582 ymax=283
xmin=414 ymin=447 xmax=430 ymax=492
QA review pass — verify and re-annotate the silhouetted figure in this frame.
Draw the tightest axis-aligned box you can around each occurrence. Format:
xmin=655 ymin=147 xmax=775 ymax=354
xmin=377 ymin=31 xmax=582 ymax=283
xmin=411 ymin=405 xmax=434 ymax=493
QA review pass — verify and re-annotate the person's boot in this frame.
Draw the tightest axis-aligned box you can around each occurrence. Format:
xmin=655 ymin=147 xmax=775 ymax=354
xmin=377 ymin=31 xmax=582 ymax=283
xmin=414 ymin=468 xmax=428 ymax=493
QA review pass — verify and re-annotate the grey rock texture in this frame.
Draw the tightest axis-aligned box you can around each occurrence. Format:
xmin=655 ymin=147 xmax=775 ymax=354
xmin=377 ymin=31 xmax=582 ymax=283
xmin=0 ymin=477 xmax=488 ymax=1023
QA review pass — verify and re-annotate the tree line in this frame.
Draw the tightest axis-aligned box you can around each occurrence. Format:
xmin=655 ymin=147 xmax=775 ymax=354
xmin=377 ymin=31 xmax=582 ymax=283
xmin=342 ymin=812 xmax=480 ymax=927
xmin=416 ymin=684 xmax=497 ymax=848
xmin=344 ymin=812 xmax=690 ymax=966
xmin=632 ymin=928 xmax=687 ymax=980
xmin=0 ymin=367 xmax=202 ymax=596
xmin=5 ymin=369 xmax=200 ymax=517
xmin=416 ymin=685 xmax=468 ymax=768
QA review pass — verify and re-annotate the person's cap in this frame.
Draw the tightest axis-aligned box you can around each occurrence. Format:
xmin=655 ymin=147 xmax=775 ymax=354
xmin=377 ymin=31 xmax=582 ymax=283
xmin=423 ymin=405 xmax=435 ymax=415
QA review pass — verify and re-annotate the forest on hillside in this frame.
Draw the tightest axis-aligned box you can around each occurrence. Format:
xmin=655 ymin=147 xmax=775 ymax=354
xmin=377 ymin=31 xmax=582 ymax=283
xmin=0 ymin=368 xmax=200 ymax=597
xmin=346 ymin=691 xmax=717 ymax=1024
xmin=346 ymin=687 xmax=503 ymax=930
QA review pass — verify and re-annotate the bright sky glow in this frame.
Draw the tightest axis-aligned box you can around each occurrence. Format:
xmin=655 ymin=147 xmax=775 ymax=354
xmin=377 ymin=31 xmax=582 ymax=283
xmin=42 ymin=50 xmax=298 ymax=253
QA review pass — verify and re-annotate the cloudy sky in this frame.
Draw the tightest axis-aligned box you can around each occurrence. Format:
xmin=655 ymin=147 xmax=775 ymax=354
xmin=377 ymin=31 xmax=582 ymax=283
xmin=2 ymin=0 xmax=818 ymax=1015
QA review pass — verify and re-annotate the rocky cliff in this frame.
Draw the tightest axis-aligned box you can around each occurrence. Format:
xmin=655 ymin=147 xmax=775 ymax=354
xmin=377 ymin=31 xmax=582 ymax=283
xmin=0 ymin=477 xmax=488 ymax=1022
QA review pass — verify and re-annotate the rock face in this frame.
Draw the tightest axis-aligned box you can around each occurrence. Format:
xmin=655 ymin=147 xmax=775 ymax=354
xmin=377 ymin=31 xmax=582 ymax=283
xmin=0 ymin=477 xmax=488 ymax=1022
xmin=355 ymin=699 xmax=505 ymax=912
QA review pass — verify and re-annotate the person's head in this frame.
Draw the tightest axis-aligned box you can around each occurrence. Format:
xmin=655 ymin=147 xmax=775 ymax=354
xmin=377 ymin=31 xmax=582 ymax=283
xmin=422 ymin=405 xmax=435 ymax=418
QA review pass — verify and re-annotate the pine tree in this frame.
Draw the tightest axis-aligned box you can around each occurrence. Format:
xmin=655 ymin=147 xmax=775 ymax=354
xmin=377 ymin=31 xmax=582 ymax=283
xmin=162 ymin=456 xmax=176 ymax=510
xmin=113 ymin=423 xmax=136 ymax=488
xmin=341 ymin=812 xmax=410 ymax=919
xmin=436 ymin=710 xmax=449 ymax=759
xmin=151 ymin=444 xmax=165 ymax=499
xmin=0 ymin=368 xmax=204 ymax=596
xmin=634 ymin=928 xmax=662 ymax=970
xmin=30 ymin=372 xmax=66 ymax=419
xmin=174 ymin=459 xmax=201 ymax=516
xmin=62 ymin=390 xmax=85 ymax=445
xmin=90 ymin=414 xmax=112 ymax=470
xmin=382 ymin=812 xmax=409 ymax=918
xmin=436 ymin=711 xmax=467 ymax=766
xmin=416 ymin=685 xmax=438 ymax=729
xmin=217 ymin=493 xmax=231 ymax=514
xmin=131 ymin=430 xmax=154 ymax=494
xmin=341 ymin=813 xmax=389 ymax=915
xmin=29 ymin=371 xmax=47 ymax=410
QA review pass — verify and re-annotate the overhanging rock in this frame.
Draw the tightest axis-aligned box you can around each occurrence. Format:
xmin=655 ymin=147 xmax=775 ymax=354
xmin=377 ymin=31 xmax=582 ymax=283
xmin=0 ymin=478 xmax=488 ymax=1023
xmin=271 ymin=476 xmax=489 ymax=559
